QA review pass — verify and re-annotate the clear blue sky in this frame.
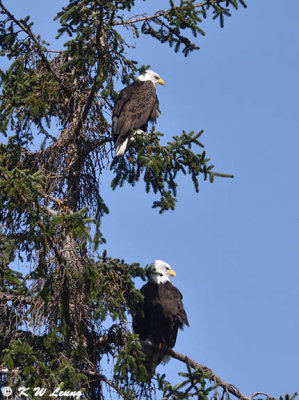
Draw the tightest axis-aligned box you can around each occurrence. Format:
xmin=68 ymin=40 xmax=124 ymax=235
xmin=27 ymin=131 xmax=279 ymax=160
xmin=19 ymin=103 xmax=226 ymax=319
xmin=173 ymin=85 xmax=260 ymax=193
xmin=2 ymin=1 xmax=299 ymax=398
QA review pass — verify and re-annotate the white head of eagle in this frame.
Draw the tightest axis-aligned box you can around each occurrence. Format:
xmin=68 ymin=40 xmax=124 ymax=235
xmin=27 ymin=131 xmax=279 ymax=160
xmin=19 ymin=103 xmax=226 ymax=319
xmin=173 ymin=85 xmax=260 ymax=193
xmin=148 ymin=259 xmax=177 ymax=283
xmin=133 ymin=260 xmax=189 ymax=377
xmin=112 ymin=70 xmax=164 ymax=156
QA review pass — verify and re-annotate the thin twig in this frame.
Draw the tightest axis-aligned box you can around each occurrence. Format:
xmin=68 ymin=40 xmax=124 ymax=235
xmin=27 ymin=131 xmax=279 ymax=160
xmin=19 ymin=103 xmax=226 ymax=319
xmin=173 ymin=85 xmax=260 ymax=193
xmin=212 ymin=172 xmax=234 ymax=178
xmin=0 ymin=367 xmax=19 ymax=375
xmin=250 ymin=393 xmax=275 ymax=399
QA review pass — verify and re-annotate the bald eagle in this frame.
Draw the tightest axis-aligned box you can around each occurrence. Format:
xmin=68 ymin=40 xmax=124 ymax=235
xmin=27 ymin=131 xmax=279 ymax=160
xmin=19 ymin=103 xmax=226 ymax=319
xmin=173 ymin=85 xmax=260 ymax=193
xmin=133 ymin=260 xmax=189 ymax=378
xmin=112 ymin=70 xmax=164 ymax=156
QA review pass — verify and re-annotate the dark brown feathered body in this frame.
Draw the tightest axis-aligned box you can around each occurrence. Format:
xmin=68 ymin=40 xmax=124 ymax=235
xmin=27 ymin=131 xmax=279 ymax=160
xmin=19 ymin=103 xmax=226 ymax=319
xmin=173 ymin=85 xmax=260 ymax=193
xmin=112 ymin=80 xmax=161 ymax=155
xmin=134 ymin=281 xmax=189 ymax=348
xmin=133 ymin=280 xmax=189 ymax=377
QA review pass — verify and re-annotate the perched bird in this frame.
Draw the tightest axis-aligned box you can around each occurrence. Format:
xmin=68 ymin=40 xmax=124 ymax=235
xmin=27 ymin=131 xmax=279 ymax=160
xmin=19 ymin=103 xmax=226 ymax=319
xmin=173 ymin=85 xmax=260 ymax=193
xmin=133 ymin=260 xmax=189 ymax=378
xmin=112 ymin=70 xmax=164 ymax=156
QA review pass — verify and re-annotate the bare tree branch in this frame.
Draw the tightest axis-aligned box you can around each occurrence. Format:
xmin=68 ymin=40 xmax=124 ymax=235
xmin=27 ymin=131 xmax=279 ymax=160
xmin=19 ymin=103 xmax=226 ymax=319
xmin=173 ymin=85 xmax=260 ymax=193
xmin=0 ymin=292 xmax=31 ymax=304
xmin=141 ymin=341 xmax=274 ymax=400
xmin=250 ymin=393 xmax=277 ymax=400
xmin=85 ymin=370 xmax=130 ymax=400
xmin=0 ymin=367 xmax=19 ymax=375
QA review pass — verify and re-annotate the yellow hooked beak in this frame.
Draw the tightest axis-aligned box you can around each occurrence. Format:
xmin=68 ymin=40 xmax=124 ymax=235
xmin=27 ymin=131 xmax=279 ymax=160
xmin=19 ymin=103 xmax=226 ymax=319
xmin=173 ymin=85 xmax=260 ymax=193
xmin=168 ymin=268 xmax=176 ymax=278
xmin=157 ymin=77 xmax=165 ymax=86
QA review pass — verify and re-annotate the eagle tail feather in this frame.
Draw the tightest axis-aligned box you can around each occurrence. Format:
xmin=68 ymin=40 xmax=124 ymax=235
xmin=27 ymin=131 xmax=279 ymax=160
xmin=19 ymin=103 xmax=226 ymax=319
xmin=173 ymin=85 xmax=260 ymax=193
xmin=144 ymin=348 xmax=163 ymax=379
xmin=115 ymin=130 xmax=145 ymax=156
xmin=142 ymin=340 xmax=168 ymax=379
xmin=115 ymin=137 xmax=129 ymax=156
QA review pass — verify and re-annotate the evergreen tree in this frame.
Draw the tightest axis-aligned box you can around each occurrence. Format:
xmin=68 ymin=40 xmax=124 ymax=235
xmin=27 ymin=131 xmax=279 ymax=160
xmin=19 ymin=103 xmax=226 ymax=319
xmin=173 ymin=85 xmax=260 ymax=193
xmin=1 ymin=1 xmax=293 ymax=399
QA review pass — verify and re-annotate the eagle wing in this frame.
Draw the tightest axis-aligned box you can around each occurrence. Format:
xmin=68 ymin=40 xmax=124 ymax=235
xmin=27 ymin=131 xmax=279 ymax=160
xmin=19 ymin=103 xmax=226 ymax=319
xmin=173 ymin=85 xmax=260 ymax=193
xmin=112 ymin=80 xmax=160 ymax=144
xmin=133 ymin=282 xmax=158 ymax=342
xmin=169 ymin=284 xmax=190 ymax=329
xmin=134 ymin=282 xmax=189 ymax=349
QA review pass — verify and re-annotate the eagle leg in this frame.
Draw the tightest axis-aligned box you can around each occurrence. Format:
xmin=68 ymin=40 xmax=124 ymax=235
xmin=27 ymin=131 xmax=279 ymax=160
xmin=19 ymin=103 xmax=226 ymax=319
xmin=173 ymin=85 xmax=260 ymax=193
xmin=130 ymin=128 xmax=144 ymax=139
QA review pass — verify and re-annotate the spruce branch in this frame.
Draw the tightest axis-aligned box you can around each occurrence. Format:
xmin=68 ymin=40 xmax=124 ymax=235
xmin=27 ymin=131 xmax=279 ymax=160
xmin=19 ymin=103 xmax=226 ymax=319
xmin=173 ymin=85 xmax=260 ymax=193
xmin=0 ymin=1 xmax=69 ymax=93
xmin=113 ymin=0 xmax=247 ymax=26
xmin=113 ymin=2 xmax=206 ymax=26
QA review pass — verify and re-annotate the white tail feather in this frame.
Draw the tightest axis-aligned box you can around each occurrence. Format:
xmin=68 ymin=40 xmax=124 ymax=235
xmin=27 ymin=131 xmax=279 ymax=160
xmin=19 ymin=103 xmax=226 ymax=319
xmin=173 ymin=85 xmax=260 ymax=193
xmin=115 ymin=130 xmax=145 ymax=156
xmin=115 ymin=137 xmax=129 ymax=156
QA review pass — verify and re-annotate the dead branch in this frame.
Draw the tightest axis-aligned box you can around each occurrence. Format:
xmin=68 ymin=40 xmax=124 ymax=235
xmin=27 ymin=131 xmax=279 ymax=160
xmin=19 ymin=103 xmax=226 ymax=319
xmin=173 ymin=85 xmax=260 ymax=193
xmin=0 ymin=292 xmax=31 ymax=304
xmin=85 ymin=370 xmax=131 ymax=400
